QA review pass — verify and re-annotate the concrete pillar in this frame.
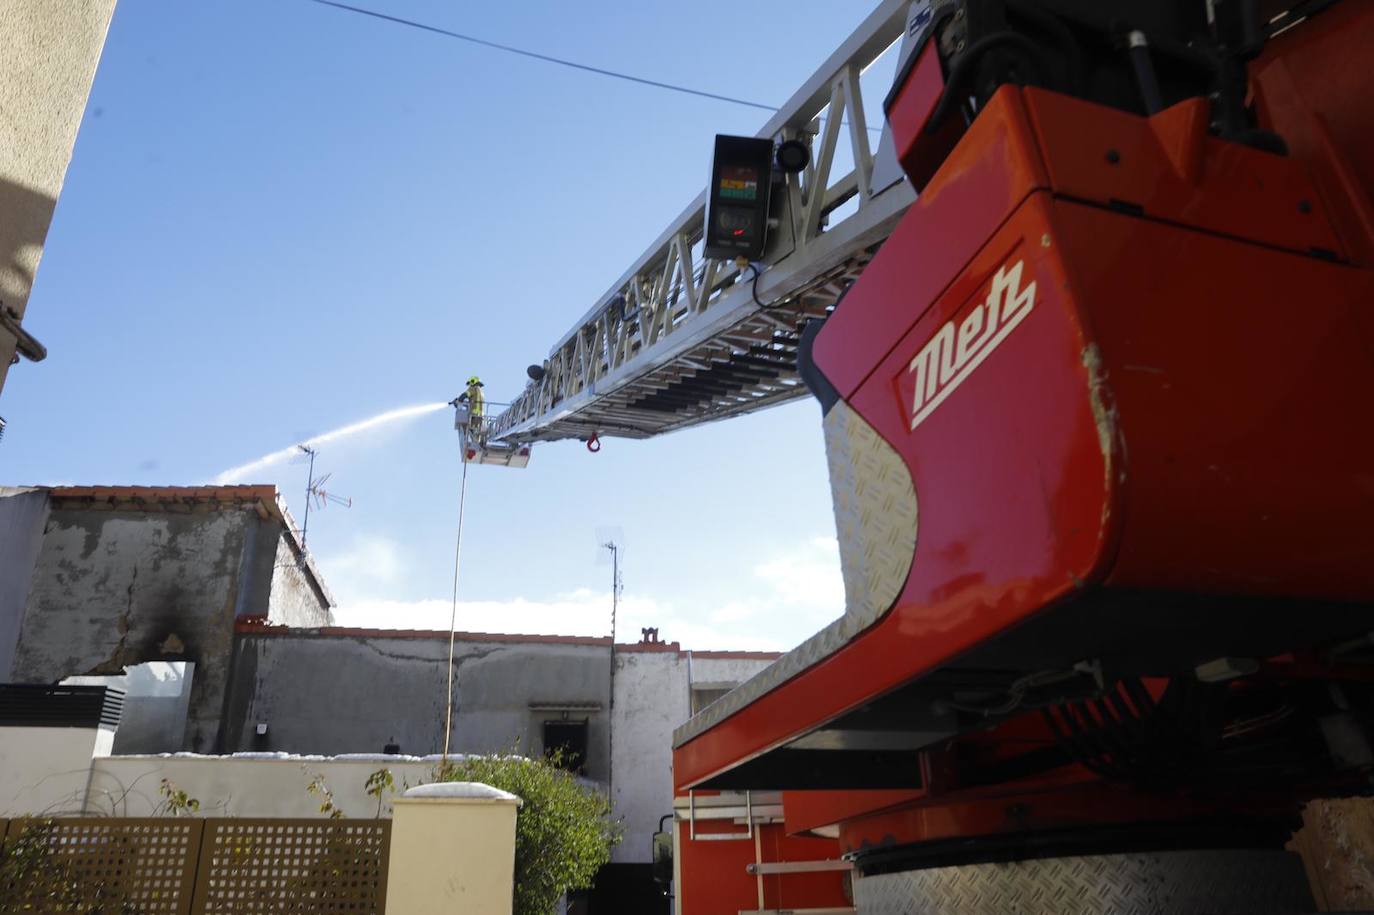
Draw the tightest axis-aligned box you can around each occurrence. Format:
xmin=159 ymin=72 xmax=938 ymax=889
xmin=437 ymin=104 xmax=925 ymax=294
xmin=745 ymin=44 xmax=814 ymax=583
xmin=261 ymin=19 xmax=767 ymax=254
xmin=385 ymin=782 xmax=522 ymax=915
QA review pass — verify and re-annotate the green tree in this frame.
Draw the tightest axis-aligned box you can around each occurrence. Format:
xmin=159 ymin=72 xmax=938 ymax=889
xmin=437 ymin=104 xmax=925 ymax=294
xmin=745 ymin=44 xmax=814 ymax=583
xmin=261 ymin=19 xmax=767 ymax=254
xmin=434 ymin=754 xmax=621 ymax=915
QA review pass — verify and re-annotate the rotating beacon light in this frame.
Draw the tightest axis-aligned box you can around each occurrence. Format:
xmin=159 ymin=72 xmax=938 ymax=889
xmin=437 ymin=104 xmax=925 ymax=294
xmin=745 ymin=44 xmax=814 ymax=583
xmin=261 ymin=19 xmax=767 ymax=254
xmin=703 ymin=135 xmax=775 ymax=261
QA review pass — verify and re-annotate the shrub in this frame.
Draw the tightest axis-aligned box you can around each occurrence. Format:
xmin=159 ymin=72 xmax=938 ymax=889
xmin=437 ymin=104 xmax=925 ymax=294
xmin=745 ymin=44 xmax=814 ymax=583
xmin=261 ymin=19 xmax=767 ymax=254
xmin=434 ymin=754 xmax=621 ymax=915
xmin=0 ymin=821 xmax=137 ymax=914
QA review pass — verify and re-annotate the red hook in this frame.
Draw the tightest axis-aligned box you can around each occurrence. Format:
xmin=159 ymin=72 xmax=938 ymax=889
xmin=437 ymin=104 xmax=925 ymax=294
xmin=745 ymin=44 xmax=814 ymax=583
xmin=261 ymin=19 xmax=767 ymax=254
xmin=586 ymin=432 xmax=601 ymax=453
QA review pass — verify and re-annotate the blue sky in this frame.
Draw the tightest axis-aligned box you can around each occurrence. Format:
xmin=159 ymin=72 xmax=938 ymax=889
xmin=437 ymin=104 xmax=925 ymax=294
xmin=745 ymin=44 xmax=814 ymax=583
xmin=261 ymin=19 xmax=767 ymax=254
xmin=4 ymin=0 xmax=895 ymax=650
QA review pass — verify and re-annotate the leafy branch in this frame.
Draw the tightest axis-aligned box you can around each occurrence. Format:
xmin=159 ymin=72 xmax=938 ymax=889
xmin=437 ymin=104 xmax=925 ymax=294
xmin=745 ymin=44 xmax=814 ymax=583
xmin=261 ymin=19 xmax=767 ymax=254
xmin=304 ymin=769 xmax=345 ymax=820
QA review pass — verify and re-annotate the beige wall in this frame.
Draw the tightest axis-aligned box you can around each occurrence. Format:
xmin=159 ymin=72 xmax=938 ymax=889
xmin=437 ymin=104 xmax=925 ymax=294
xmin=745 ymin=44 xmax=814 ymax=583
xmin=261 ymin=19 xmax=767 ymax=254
xmin=386 ymin=786 xmax=520 ymax=915
xmin=0 ymin=0 xmax=117 ymax=393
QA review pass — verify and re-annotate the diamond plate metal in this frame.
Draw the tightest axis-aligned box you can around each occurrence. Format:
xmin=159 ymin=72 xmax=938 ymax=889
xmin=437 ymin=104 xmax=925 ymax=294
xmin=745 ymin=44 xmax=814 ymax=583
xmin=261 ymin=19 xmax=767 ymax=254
xmin=674 ymin=401 xmax=916 ymax=747
xmin=824 ymin=399 xmax=919 ymax=624
xmin=853 ymin=850 xmax=1315 ymax=915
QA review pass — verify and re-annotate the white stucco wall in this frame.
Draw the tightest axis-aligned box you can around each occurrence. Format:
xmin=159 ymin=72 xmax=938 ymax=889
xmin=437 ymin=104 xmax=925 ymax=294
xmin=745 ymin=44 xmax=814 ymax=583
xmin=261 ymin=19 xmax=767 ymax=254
xmin=1 ymin=737 xmax=530 ymax=822
xmin=0 ymin=731 xmax=437 ymax=819
xmin=0 ymin=726 xmax=112 ymax=817
xmin=609 ymin=650 xmax=776 ymax=864
xmin=86 ymin=754 xmax=440 ymax=818
xmin=610 ymin=652 xmax=688 ymax=865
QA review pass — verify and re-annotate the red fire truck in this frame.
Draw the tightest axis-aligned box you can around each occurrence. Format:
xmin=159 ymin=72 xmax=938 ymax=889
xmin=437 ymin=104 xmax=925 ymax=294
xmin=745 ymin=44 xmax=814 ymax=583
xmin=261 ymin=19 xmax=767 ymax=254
xmin=664 ymin=0 xmax=1374 ymax=910
xmin=482 ymin=0 xmax=1373 ymax=909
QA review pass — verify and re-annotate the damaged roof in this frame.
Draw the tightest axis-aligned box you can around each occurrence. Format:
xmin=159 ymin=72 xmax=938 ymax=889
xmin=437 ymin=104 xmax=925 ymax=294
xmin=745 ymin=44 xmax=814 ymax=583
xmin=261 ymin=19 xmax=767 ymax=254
xmin=34 ymin=484 xmax=334 ymax=608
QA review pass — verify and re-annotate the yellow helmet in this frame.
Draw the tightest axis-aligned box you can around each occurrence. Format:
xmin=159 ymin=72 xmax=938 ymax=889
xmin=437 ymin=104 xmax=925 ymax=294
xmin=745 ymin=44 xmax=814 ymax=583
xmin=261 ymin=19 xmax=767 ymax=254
xmin=467 ymin=376 xmax=482 ymax=387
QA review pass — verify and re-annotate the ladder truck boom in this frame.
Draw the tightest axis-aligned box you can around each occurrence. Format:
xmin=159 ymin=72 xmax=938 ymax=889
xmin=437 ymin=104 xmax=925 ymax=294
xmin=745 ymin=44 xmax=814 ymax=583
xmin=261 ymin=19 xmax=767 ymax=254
xmin=487 ymin=0 xmax=915 ymax=446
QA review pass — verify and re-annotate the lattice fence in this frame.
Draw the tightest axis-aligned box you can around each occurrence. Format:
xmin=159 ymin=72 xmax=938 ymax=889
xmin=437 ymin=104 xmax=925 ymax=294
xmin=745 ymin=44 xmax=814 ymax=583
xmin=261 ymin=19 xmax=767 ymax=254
xmin=0 ymin=817 xmax=390 ymax=914
xmin=1 ymin=817 xmax=202 ymax=914
xmin=193 ymin=819 xmax=390 ymax=913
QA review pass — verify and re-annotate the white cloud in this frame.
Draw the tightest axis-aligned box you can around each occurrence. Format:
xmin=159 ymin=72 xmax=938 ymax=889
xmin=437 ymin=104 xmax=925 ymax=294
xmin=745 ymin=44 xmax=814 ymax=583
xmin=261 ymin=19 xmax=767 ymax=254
xmin=318 ymin=535 xmax=405 ymax=595
xmin=708 ymin=601 xmax=759 ymax=625
xmin=753 ymin=537 xmax=845 ymax=608
xmin=330 ymin=591 xmax=787 ymax=652
xmin=321 ymin=534 xmax=846 ymax=653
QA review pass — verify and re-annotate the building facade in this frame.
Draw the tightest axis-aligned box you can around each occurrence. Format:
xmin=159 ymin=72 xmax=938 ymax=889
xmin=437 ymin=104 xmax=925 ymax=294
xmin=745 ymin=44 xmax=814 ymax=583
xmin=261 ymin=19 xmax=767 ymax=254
xmin=0 ymin=482 xmax=781 ymax=905
xmin=0 ymin=485 xmax=334 ymax=752
xmin=223 ymin=622 xmax=776 ymax=870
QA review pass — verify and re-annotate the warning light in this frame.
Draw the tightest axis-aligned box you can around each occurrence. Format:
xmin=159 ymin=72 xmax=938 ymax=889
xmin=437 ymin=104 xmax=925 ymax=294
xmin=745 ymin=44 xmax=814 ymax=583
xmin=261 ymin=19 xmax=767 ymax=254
xmin=704 ymin=135 xmax=774 ymax=261
xmin=775 ymin=139 xmax=810 ymax=174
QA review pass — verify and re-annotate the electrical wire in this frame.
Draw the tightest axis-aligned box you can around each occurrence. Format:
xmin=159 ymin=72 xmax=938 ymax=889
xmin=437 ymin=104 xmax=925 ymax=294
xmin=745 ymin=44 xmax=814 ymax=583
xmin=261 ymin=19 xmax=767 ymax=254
xmin=304 ymin=0 xmax=887 ymax=136
xmin=304 ymin=0 xmax=777 ymax=112
xmin=440 ymin=448 xmax=471 ymax=764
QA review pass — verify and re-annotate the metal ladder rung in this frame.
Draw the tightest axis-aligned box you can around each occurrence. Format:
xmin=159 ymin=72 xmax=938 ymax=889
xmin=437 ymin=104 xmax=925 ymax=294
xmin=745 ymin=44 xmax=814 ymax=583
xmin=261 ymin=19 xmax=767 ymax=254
xmin=688 ymin=789 xmax=754 ymax=841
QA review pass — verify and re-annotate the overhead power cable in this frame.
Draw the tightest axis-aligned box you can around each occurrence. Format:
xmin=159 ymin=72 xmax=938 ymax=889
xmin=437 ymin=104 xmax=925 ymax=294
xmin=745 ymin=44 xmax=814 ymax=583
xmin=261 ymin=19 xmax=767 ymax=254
xmin=305 ymin=0 xmax=779 ymax=112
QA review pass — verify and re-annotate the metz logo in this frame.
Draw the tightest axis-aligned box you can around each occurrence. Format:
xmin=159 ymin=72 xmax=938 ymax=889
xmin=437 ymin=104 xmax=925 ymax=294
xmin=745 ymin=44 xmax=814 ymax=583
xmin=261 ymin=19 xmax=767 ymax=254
xmin=906 ymin=259 xmax=1037 ymax=431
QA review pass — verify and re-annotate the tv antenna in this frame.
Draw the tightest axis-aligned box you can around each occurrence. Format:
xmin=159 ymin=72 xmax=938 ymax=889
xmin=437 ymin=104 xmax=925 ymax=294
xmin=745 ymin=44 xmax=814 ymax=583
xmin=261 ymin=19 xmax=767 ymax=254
xmin=296 ymin=445 xmax=352 ymax=548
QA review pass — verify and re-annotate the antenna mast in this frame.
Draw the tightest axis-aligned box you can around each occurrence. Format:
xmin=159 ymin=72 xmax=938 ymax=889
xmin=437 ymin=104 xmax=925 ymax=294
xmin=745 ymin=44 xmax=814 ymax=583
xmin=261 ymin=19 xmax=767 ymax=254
xmin=295 ymin=444 xmax=353 ymax=549
xmin=298 ymin=446 xmax=317 ymax=547
xmin=602 ymin=540 xmax=622 ymax=797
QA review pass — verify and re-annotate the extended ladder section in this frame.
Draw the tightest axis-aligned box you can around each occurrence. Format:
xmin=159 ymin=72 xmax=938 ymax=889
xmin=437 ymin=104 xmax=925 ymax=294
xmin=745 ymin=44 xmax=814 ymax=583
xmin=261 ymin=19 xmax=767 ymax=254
xmin=487 ymin=0 xmax=917 ymax=446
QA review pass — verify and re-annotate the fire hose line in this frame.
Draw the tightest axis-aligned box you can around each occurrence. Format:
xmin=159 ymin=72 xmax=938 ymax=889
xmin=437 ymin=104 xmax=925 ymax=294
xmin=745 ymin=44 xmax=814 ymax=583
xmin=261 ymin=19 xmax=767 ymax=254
xmin=441 ymin=452 xmax=471 ymax=764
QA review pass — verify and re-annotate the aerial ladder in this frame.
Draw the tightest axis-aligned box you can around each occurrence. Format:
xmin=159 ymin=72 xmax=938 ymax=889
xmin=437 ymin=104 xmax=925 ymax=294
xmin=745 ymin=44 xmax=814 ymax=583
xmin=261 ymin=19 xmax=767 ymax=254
xmin=476 ymin=0 xmax=1374 ymax=911
xmin=475 ymin=1 xmax=917 ymax=455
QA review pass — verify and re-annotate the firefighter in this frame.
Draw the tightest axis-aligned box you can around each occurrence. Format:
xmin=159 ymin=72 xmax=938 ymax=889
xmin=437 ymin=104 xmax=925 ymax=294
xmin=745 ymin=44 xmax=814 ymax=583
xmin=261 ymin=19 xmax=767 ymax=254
xmin=458 ymin=376 xmax=485 ymax=442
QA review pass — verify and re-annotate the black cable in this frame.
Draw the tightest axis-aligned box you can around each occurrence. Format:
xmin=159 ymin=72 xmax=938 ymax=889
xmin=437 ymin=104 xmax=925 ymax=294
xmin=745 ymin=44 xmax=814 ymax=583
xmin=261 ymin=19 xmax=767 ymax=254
xmin=746 ymin=262 xmax=800 ymax=313
xmin=1005 ymin=0 xmax=1085 ymax=94
xmin=923 ymin=31 xmax=1047 ymax=135
xmin=304 ymin=0 xmax=778 ymax=112
xmin=304 ymin=0 xmax=888 ymax=135
xmin=749 ymin=263 xmax=768 ymax=307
